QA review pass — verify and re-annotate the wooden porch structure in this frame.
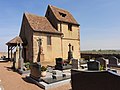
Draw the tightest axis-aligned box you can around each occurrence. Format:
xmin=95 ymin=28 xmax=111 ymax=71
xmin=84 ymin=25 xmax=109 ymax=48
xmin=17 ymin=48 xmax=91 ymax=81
xmin=6 ymin=36 xmax=23 ymax=60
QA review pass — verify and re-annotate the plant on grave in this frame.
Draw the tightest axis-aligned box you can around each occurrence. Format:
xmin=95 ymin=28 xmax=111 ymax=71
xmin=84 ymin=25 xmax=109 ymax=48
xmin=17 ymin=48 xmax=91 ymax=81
xmin=41 ymin=66 xmax=47 ymax=72
xmin=100 ymin=65 xmax=104 ymax=71
xmin=24 ymin=62 xmax=30 ymax=70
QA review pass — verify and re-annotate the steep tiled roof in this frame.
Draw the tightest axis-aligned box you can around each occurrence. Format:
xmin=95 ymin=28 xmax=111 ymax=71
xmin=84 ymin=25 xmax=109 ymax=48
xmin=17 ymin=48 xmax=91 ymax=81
xmin=6 ymin=36 xmax=23 ymax=45
xmin=25 ymin=13 xmax=63 ymax=35
xmin=49 ymin=5 xmax=79 ymax=25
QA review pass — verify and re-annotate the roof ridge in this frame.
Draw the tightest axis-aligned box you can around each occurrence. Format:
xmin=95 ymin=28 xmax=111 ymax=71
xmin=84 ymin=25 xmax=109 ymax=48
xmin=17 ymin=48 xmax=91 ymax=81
xmin=23 ymin=12 xmax=63 ymax=35
xmin=48 ymin=5 xmax=79 ymax=25
xmin=49 ymin=5 xmax=69 ymax=13
xmin=24 ymin=12 xmax=45 ymax=18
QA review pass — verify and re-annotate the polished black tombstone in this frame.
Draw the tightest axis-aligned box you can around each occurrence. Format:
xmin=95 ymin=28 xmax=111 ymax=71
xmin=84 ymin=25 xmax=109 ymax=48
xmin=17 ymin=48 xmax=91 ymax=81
xmin=87 ymin=61 xmax=100 ymax=70
xmin=55 ymin=58 xmax=63 ymax=70
xmin=71 ymin=69 xmax=120 ymax=90
xmin=55 ymin=58 xmax=72 ymax=70
xmin=108 ymin=56 xmax=119 ymax=67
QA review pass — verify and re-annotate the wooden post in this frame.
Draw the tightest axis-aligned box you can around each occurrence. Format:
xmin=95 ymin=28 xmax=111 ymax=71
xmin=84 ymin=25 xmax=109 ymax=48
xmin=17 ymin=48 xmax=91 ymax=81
xmin=19 ymin=43 xmax=24 ymax=71
xmin=8 ymin=46 xmax=10 ymax=59
xmin=11 ymin=46 xmax=12 ymax=59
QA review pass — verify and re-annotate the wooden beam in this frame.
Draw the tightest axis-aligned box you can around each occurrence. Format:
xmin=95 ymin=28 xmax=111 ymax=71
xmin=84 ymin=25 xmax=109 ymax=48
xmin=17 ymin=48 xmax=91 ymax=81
xmin=11 ymin=46 xmax=12 ymax=59
xmin=8 ymin=46 xmax=10 ymax=59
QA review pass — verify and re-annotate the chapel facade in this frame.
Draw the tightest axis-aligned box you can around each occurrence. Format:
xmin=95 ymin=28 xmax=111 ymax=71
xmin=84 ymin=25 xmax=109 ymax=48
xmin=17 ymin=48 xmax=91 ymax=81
xmin=19 ymin=5 xmax=80 ymax=62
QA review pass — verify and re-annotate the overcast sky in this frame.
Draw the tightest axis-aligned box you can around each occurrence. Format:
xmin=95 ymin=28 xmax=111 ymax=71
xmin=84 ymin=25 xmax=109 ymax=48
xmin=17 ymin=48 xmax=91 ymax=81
xmin=0 ymin=0 xmax=120 ymax=51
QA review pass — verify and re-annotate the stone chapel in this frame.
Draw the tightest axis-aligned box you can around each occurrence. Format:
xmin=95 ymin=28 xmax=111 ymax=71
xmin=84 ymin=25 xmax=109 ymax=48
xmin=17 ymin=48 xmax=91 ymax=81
xmin=19 ymin=5 xmax=80 ymax=62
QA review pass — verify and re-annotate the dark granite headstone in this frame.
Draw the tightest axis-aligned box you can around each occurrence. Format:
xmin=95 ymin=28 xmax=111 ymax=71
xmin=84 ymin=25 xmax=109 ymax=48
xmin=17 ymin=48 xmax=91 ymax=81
xmin=87 ymin=61 xmax=100 ymax=70
xmin=30 ymin=62 xmax=41 ymax=81
xmin=97 ymin=57 xmax=107 ymax=70
xmin=55 ymin=58 xmax=72 ymax=70
xmin=108 ymin=56 xmax=118 ymax=66
xmin=56 ymin=58 xmax=63 ymax=65
xmin=55 ymin=58 xmax=63 ymax=70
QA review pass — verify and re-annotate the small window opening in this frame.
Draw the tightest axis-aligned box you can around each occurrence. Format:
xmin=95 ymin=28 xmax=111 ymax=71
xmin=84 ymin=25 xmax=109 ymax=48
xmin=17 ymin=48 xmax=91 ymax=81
xmin=59 ymin=12 xmax=66 ymax=17
xmin=68 ymin=24 xmax=72 ymax=31
xmin=47 ymin=36 xmax=51 ymax=45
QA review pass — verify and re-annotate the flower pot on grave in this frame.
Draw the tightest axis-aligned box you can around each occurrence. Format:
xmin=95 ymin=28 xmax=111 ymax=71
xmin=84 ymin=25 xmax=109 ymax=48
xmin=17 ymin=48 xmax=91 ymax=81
xmin=41 ymin=66 xmax=47 ymax=77
xmin=41 ymin=71 xmax=46 ymax=77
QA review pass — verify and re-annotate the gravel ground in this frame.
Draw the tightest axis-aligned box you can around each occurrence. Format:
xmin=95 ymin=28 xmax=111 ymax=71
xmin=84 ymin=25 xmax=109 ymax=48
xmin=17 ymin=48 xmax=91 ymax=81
xmin=0 ymin=62 xmax=71 ymax=90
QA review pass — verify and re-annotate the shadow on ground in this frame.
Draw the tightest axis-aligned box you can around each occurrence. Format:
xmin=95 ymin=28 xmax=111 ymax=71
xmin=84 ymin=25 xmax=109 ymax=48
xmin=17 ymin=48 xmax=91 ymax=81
xmin=22 ymin=77 xmax=41 ymax=88
xmin=4 ymin=66 xmax=14 ymax=71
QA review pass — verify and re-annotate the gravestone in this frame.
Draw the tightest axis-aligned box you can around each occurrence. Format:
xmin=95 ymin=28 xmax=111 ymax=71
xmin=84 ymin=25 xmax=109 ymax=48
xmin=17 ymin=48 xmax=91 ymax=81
xmin=87 ymin=61 xmax=100 ymax=70
xmin=30 ymin=62 xmax=41 ymax=81
xmin=30 ymin=38 xmax=42 ymax=81
xmin=108 ymin=56 xmax=118 ymax=66
xmin=68 ymin=43 xmax=73 ymax=63
xmin=72 ymin=59 xmax=80 ymax=69
xmin=18 ymin=44 xmax=24 ymax=72
xmin=12 ymin=45 xmax=20 ymax=70
xmin=97 ymin=57 xmax=107 ymax=70
xmin=55 ymin=58 xmax=72 ymax=70
xmin=55 ymin=58 xmax=63 ymax=70
xmin=15 ymin=45 xmax=19 ymax=69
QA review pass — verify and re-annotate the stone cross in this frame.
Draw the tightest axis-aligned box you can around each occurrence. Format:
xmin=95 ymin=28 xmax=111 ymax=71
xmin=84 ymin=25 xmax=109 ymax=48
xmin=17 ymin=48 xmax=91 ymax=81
xmin=68 ymin=43 xmax=73 ymax=62
xmin=68 ymin=43 xmax=72 ymax=52
xmin=37 ymin=38 xmax=43 ymax=62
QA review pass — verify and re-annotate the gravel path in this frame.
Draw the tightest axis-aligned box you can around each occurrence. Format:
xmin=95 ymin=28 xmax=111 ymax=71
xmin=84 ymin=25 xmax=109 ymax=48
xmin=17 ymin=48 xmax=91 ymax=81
xmin=0 ymin=62 xmax=71 ymax=90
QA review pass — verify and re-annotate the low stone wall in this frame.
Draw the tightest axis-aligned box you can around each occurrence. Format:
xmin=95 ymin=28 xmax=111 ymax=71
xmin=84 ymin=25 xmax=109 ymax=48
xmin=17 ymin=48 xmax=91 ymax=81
xmin=71 ymin=69 xmax=120 ymax=90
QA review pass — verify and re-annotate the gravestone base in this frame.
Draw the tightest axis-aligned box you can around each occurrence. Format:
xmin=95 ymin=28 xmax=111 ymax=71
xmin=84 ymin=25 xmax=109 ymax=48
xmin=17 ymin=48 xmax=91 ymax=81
xmin=26 ymin=75 xmax=70 ymax=90
xmin=30 ymin=74 xmax=41 ymax=82
xmin=27 ymin=69 xmax=71 ymax=90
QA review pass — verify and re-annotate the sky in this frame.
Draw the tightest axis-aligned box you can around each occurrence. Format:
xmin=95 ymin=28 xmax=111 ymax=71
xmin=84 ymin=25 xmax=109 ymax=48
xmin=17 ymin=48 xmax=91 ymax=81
xmin=0 ymin=0 xmax=120 ymax=51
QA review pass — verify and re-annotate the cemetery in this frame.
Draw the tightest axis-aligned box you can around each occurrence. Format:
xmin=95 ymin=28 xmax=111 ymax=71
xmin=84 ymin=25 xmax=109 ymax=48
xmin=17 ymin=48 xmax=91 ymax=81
xmin=4 ymin=40 xmax=120 ymax=90
xmin=3 ymin=20 xmax=120 ymax=90
xmin=1 ymin=4 xmax=120 ymax=90
xmin=3 ymin=34 xmax=120 ymax=89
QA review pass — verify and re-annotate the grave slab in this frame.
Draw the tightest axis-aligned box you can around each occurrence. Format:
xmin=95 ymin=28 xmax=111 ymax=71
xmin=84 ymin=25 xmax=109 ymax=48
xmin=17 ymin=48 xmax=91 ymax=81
xmin=27 ymin=75 xmax=71 ymax=90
